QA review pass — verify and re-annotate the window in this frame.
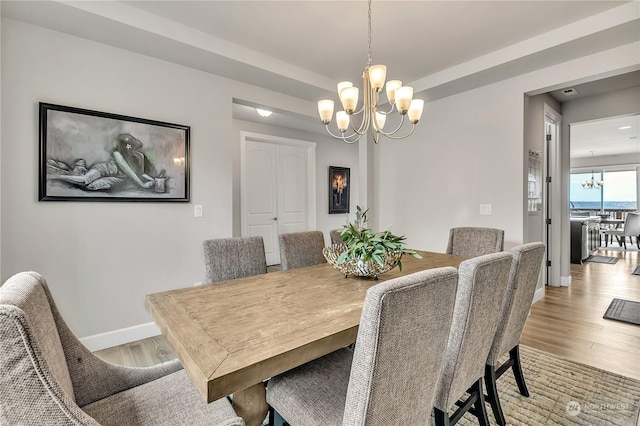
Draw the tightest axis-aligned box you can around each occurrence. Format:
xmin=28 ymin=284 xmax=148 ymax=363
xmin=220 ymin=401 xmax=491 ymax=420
xmin=570 ymin=170 xmax=637 ymax=211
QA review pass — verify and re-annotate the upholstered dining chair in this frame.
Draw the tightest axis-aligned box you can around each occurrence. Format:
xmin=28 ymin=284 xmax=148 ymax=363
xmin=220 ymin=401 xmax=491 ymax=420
xmin=603 ymin=212 xmax=640 ymax=249
xmin=446 ymin=227 xmax=505 ymax=258
xmin=266 ymin=267 xmax=458 ymax=426
xmin=203 ymin=236 xmax=267 ymax=283
xmin=329 ymin=229 xmax=344 ymax=245
xmin=433 ymin=252 xmax=513 ymax=426
xmin=0 ymin=271 xmax=244 ymax=426
xmin=278 ymin=231 xmax=326 ymax=271
xmin=484 ymin=242 xmax=545 ymax=426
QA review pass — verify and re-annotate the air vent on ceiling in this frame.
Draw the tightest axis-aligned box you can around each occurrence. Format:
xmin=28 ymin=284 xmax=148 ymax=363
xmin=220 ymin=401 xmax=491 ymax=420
xmin=561 ymin=88 xmax=578 ymax=96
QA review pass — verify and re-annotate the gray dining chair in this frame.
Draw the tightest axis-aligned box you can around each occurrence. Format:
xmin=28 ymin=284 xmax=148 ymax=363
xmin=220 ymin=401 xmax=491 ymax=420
xmin=203 ymin=236 xmax=267 ymax=283
xmin=278 ymin=231 xmax=326 ymax=271
xmin=433 ymin=252 xmax=513 ymax=426
xmin=446 ymin=227 xmax=505 ymax=258
xmin=266 ymin=267 xmax=458 ymax=426
xmin=603 ymin=212 xmax=640 ymax=249
xmin=484 ymin=242 xmax=546 ymax=426
xmin=0 ymin=271 xmax=244 ymax=426
xmin=329 ymin=229 xmax=344 ymax=245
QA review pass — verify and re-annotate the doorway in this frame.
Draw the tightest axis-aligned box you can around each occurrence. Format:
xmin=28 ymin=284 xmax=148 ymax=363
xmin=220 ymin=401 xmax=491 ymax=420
xmin=240 ymin=132 xmax=316 ymax=265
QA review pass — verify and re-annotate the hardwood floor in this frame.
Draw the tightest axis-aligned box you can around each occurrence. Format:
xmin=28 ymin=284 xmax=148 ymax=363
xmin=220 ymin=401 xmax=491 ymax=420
xmin=95 ymin=248 xmax=640 ymax=380
xmin=521 ymin=246 xmax=640 ymax=381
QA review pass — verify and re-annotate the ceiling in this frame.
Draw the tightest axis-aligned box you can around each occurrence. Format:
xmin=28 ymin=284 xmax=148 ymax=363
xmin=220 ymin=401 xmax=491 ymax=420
xmin=2 ymin=0 xmax=637 ymax=103
xmin=2 ymin=1 xmax=639 ymax=145
xmin=571 ymin=113 xmax=639 ymax=159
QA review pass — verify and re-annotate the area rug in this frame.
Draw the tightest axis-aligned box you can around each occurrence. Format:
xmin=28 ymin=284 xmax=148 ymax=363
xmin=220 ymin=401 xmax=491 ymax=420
xmin=584 ymin=255 xmax=620 ymax=264
xmin=604 ymin=298 xmax=640 ymax=326
xmin=457 ymin=345 xmax=640 ymax=426
xmin=632 ymin=266 xmax=640 ymax=276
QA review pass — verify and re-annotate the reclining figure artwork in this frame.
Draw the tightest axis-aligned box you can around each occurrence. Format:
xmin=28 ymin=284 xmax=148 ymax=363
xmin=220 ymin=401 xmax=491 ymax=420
xmin=47 ymin=133 xmax=167 ymax=193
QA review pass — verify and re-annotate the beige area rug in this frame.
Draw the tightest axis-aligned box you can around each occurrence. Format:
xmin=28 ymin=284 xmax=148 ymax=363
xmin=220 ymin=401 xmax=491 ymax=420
xmin=457 ymin=345 xmax=640 ymax=426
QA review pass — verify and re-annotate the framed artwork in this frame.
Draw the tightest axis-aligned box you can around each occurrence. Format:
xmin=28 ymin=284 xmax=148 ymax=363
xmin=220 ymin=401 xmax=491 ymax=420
xmin=39 ymin=102 xmax=190 ymax=202
xmin=328 ymin=166 xmax=350 ymax=214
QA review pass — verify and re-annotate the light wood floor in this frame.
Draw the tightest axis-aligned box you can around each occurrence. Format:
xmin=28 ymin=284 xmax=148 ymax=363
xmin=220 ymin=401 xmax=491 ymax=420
xmin=95 ymin=248 xmax=640 ymax=380
xmin=521 ymin=246 xmax=640 ymax=380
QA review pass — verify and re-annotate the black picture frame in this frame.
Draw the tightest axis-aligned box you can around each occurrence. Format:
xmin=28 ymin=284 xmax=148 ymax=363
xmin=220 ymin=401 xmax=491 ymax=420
xmin=39 ymin=102 xmax=190 ymax=202
xmin=328 ymin=166 xmax=350 ymax=214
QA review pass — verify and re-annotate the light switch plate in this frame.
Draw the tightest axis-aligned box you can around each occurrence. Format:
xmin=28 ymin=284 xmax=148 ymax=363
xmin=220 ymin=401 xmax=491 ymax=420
xmin=194 ymin=205 xmax=203 ymax=217
xmin=480 ymin=204 xmax=492 ymax=215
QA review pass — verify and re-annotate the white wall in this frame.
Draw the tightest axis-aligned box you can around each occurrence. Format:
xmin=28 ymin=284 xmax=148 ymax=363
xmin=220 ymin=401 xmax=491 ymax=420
xmin=0 ymin=19 xmax=349 ymax=348
xmin=230 ymin=119 xmax=359 ymax=244
xmin=375 ymin=84 xmax=525 ymax=253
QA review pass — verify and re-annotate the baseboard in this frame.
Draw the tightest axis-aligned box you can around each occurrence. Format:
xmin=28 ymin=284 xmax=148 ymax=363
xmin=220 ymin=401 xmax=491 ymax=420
xmin=560 ymin=275 xmax=572 ymax=287
xmin=532 ymin=286 xmax=545 ymax=304
xmin=80 ymin=322 xmax=161 ymax=352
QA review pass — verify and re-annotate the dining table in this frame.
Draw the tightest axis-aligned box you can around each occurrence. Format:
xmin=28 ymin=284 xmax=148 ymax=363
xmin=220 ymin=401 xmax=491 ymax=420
xmin=145 ymin=250 xmax=466 ymax=426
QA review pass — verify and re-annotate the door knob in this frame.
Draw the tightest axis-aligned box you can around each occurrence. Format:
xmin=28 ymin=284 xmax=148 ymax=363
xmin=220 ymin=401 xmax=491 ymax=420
xmin=273 ymin=217 xmax=278 ymax=221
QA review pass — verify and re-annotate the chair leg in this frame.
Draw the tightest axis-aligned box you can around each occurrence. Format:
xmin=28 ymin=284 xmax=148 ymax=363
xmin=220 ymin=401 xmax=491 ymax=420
xmin=484 ymin=364 xmax=507 ymax=426
xmin=434 ymin=407 xmax=450 ymax=426
xmin=510 ymin=345 xmax=529 ymax=397
xmin=471 ymin=379 xmax=490 ymax=426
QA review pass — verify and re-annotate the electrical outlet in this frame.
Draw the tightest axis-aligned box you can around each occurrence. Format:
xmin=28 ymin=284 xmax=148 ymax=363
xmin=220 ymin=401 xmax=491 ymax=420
xmin=480 ymin=204 xmax=492 ymax=215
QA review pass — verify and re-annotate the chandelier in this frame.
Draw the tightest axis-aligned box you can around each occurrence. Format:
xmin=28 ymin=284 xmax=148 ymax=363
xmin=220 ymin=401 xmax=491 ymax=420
xmin=581 ymin=151 xmax=603 ymax=189
xmin=317 ymin=0 xmax=424 ymax=144
xmin=581 ymin=170 xmax=603 ymax=189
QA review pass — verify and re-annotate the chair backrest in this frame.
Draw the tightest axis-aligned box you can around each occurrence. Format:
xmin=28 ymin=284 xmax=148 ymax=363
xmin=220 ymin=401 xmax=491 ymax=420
xmin=203 ymin=236 xmax=267 ymax=283
xmin=0 ymin=271 xmax=83 ymax=423
xmin=623 ymin=212 xmax=640 ymax=236
xmin=343 ymin=267 xmax=458 ymax=425
xmin=278 ymin=231 xmax=326 ymax=271
xmin=446 ymin=227 xmax=505 ymax=258
xmin=329 ymin=229 xmax=344 ymax=245
xmin=486 ymin=242 xmax=545 ymax=366
xmin=433 ymin=252 xmax=513 ymax=412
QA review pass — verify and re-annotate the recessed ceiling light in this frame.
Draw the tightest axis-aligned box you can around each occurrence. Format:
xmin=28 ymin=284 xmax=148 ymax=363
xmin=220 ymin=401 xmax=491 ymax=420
xmin=618 ymin=126 xmax=631 ymax=130
xmin=256 ymin=108 xmax=273 ymax=117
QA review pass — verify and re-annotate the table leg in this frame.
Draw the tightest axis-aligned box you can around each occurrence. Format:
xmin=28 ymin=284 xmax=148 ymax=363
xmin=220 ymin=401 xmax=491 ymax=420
xmin=232 ymin=383 xmax=269 ymax=426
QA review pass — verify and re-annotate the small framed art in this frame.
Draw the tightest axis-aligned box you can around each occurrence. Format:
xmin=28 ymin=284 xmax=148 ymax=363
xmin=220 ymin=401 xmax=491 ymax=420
xmin=328 ymin=166 xmax=350 ymax=214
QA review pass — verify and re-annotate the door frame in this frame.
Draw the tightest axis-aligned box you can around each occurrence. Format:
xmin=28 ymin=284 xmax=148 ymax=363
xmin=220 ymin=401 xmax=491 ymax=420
xmin=544 ymin=104 xmax=563 ymax=287
xmin=240 ymin=131 xmax=317 ymax=239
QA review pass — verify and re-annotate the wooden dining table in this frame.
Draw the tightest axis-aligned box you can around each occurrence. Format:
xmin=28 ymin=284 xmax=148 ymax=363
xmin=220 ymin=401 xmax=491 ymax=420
xmin=145 ymin=250 xmax=466 ymax=426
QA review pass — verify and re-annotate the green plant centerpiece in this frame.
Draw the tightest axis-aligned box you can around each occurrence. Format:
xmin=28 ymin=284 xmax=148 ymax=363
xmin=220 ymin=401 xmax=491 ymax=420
xmin=323 ymin=206 xmax=422 ymax=279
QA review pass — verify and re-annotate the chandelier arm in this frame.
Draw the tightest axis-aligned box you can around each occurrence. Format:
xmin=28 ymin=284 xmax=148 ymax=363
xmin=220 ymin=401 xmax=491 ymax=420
xmin=324 ymin=124 xmax=364 ymax=143
xmin=378 ymin=122 xmax=417 ymax=140
xmin=374 ymin=102 xmax=396 ymax=115
xmin=376 ymin=114 xmax=407 ymax=136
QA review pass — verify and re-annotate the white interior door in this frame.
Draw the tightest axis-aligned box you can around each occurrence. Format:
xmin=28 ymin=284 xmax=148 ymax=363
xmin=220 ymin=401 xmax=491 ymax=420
xmin=241 ymin=133 xmax=316 ymax=266
xmin=244 ymin=141 xmax=280 ymax=265
xmin=277 ymin=145 xmax=309 ymax=235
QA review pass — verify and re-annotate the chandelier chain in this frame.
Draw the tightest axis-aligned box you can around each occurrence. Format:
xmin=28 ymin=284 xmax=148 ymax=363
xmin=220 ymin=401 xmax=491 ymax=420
xmin=367 ymin=0 xmax=372 ymax=67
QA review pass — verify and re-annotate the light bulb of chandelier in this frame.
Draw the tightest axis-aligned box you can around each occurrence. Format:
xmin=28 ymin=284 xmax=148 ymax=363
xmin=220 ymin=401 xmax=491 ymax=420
xmin=385 ymin=80 xmax=402 ymax=103
xmin=368 ymin=65 xmax=387 ymax=91
xmin=340 ymin=86 xmax=359 ymax=114
xmin=318 ymin=100 xmax=334 ymax=124
xmin=375 ymin=111 xmax=386 ymax=130
xmin=596 ymin=180 xmax=604 ymax=187
xmin=337 ymin=81 xmax=353 ymax=97
xmin=395 ymin=86 xmax=414 ymax=114
xmin=336 ymin=111 xmax=350 ymax=132
xmin=408 ymin=99 xmax=424 ymax=124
